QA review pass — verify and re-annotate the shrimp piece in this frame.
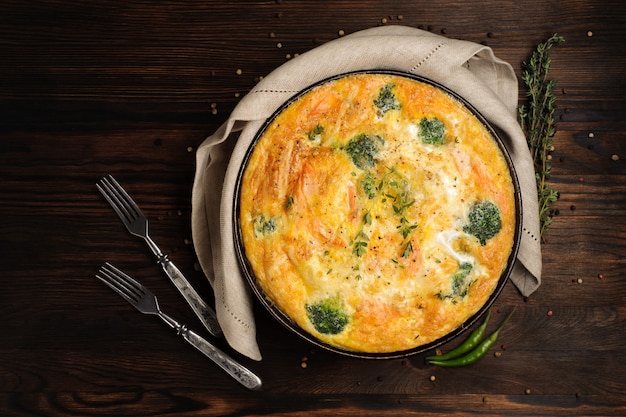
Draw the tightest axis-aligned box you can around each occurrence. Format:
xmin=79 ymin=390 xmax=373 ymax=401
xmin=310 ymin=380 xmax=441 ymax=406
xmin=307 ymin=92 xmax=340 ymax=119
xmin=346 ymin=180 xmax=358 ymax=222
xmin=397 ymin=237 xmax=424 ymax=277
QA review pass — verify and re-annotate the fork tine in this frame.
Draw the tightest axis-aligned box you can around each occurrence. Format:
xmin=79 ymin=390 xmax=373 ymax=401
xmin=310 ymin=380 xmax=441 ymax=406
xmin=97 ymin=175 xmax=142 ymax=225
xmin=104 ymin=175 xmax=143 ymax=214
xmin=96 ymin=262 xmax=145 ymax=305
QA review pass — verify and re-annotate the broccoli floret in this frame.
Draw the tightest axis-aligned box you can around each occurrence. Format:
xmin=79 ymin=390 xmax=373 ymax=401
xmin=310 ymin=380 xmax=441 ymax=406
xmin=418 ymin=117 xmax=446 ymax=145
xmin=463 ymin=201 xmax=502 ymax=245
xmin=436 ymin=262 xmax=474 ymax=301
xmin=374 ymin=83 xmax=401 ymax=116
xmin=306 ymin=297 xmax=349 ymax=335
xmin=451 ymin=262 xmax=473 ymax=297
xmin=344 ymin=133 xmax=384 ymax=170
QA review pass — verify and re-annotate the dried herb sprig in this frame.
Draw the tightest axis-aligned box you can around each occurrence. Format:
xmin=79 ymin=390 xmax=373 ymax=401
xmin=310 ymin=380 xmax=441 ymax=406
xmin=518 ymin=33 xmax=564 ymax=238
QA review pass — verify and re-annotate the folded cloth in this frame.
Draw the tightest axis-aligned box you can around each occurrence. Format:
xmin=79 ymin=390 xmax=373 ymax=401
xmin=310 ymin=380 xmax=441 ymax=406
xmin=191 ymin=25 xmax=542 ymax=361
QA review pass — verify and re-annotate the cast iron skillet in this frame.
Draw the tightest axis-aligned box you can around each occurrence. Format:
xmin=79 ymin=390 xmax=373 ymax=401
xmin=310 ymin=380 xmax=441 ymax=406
xmin=233 ymin=69 xmax=522 ymax=359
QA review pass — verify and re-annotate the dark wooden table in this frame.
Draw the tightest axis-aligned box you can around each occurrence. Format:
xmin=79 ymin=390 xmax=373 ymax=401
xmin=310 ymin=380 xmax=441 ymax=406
xmin=2 ymin=1 xmax=625 ymax=415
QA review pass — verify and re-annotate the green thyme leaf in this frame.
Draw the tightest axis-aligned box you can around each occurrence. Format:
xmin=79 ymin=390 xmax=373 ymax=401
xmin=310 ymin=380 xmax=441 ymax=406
xmin=519 ymin=33 xmax=564 ymax=238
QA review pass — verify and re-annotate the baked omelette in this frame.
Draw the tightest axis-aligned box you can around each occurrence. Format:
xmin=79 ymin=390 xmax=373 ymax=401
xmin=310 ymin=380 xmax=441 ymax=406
xmin=239 ymin=72 xmax=517 ymax=353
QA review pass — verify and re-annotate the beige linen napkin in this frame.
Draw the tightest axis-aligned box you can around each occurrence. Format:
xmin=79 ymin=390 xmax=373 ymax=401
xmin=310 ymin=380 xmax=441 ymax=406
xmin=191 ymin=25 xmax=542 ymax=361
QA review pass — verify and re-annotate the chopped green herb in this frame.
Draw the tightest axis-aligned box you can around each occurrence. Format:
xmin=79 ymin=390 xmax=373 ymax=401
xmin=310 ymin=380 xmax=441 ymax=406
xmin=254 ymin=215 xmax=276 ymax=236
xmin=352 ymin=230 xmax=370 ymax=257
xmin=285 ymin=195 xmax=295 ymax=209
xmin=361 ymin=172 xmax=377 ymax=199
xmin=307 ymin=124 xmax=324 ymax=143
xmin=401 ymin=240 xmax=413 ymax=258
xmin=397 ymin=217 xmax=418 ymax=239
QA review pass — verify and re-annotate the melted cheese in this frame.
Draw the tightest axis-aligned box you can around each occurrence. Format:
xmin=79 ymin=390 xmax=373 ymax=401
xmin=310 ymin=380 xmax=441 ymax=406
xmin=240 ymin=73 xmax=516 ymax=353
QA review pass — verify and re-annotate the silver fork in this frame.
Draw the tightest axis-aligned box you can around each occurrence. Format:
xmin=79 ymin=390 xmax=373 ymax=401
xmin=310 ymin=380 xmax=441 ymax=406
xmin=97 ymin=175 xmax=222 ymax=338
xmin=96 ymin=262 xmax=262 ymax=391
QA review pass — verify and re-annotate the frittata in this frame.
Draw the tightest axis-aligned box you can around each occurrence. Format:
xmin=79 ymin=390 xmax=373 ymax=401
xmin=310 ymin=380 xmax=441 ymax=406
xmin=239 ymin=72 xmax=517 ymax=353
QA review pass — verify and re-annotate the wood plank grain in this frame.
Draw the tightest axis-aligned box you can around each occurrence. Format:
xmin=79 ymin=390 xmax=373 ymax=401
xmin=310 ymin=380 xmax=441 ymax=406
xmin=1 ymin=0 xmax=625 ymax=415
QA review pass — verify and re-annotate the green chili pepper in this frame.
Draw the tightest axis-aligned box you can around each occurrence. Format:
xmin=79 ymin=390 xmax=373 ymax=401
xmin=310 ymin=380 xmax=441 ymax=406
xmin=425 ymin=308 xmax=492 ymax=362
xmin=427 ymin=307 xmax=516 ymax=367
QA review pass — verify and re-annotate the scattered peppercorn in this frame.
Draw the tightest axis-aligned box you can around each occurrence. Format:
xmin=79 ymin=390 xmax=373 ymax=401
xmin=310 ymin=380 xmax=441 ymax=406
xmin=494 ymin=351 xmax=502 ymax=358
xmin=577 ymin=278 xmax=583 ymax=284
xmin=588 ymin=132 xmax=595 ymax=138
xmin=587 ymin=31 xmax=593 ymax=37
xmin=501 ymin=343 xmax=507 ymax=350
xmin=598 ymin=273 xmax=604 ymax=280
xmin=525 ymin=388 xmax=532 ymax=395
xmin=236 ymin=69 xmax=242 ymax=75
xmin=276 ymin=42 xmax=282 ymax=48
xmin=547 ymin=310 xmax=553 ymax=316
xmin=611 ymin=154 xmax=620 ymax=161
xmin=429 ymin=375 xmax=436 ymax=382
xmin=338 ymin=29 xmax=345 ymax=36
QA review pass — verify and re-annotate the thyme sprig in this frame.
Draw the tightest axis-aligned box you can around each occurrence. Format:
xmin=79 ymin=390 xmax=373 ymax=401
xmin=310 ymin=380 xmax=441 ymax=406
xmin=518 ymin=33 xmax=564 ymax=238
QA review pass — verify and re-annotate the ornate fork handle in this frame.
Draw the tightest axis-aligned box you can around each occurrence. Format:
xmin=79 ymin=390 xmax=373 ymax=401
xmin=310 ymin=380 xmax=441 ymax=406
xmin=156 ymin=250 xmax=222 ymax=338
xmin=158 ymin=310 xmax=262 ymax=391
xmin=184 ymin=329 xmax=262 ymax=390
